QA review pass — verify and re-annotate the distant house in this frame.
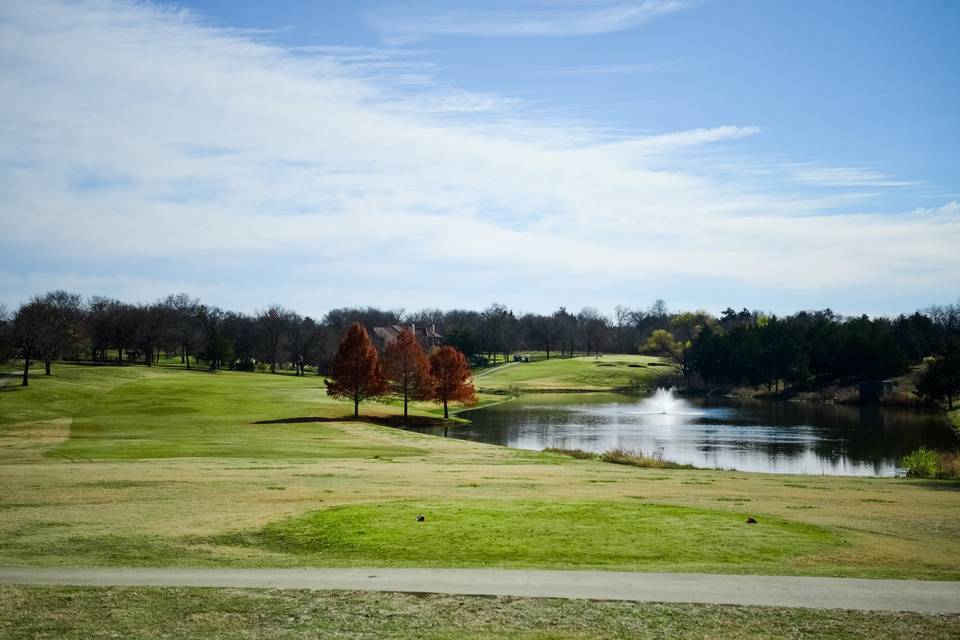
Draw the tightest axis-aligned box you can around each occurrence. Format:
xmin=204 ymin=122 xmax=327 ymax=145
xmin=371 ymin=324 xmax=442 ymax=351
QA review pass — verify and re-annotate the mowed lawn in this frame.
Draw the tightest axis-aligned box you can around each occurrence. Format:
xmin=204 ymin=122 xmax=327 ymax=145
xmin=3 ymin=586 xmax=959 ymax=640
xmin=0 ymin=364 xmax=958 ymax=580
xmin=474 ymin=354 xmax=671 ymax=392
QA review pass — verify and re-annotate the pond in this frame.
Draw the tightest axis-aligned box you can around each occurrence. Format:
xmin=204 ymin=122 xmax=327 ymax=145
xmin=419 ymin=391 xmax=956 ymax=476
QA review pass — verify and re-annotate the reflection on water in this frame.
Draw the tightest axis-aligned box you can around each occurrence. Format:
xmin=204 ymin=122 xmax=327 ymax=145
xmin=418 ymin=393 xmax=956 ymax=476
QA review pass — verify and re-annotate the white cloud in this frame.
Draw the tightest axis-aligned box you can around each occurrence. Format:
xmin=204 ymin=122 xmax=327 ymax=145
xmin=365 ymin=0 xmax=694 ymax=42
xmin=790 ymin=165 xmax=919 ymax=188
xmin=542 ymin=61 xmax=682 ymax=76
xmin=0 ymin=0 xmax=957 ymax=316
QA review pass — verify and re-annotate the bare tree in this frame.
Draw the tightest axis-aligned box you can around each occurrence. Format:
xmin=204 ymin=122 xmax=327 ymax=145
xmin=197 ymin=306 xmax=233 ymax=370
xmin=0 ymin=304 xmax=9 ymax=364
xmin=35 ymin=291 xmax=83 ymax=375
xmin=257 ymin=305 xmax=295 ymax=374
xmin=12 ymin=301 xmax=45 ymax=386
xmin=134 ymin=303 xmax=171 ymax=367
xmin=481 ymin=303 xmax=516 ymax=363
xmin=577 ymin=307 xmax=609 ymax=356
xmin=164 ymin=293 xmax=201 ymax=369
xmin=222 ymin=311 xmax=259 ymax=370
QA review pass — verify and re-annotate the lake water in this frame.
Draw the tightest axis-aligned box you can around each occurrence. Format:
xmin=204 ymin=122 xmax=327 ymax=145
xmin=423 ymin=393 xmax=956 ymax=476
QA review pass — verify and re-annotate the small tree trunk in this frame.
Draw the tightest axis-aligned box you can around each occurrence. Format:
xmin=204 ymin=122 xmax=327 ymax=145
xmin=45 ymin=359 xmax=51 ymax=376
xmin=354 ymin=396 xmax=359 ymax=418
xmin=403 ymin=387 xmax=409 ymax=421
xmin=22 ymin=356 xmax=30 ymax=386
xmin=443 ymin=397 xmax=449 ymax=419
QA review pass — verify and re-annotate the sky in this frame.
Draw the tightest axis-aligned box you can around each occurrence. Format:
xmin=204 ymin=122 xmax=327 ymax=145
xmin=1 ymin=0 xmax=958 ymax=318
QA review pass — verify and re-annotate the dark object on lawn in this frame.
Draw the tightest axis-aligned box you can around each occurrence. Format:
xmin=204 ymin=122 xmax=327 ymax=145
xmin=746 ymin=517 xmax=758 ymax=524
xmin=416 ymin=514 xmax=425 ymax=522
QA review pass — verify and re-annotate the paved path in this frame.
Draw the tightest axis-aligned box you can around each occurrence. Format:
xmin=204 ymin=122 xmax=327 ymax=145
xmin=2 ymin=567 xmax=959 ymax=613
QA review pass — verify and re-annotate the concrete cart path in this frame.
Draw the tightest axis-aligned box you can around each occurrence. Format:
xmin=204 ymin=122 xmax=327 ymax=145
xmin=2 ymin=567 xmax=959 ymax=613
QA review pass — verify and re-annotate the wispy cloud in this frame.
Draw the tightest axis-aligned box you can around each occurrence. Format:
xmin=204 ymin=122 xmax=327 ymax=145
xmin=790 ymin=165 xmax=919 ymax=188
xmin=0 ymin=0 xmax=956 ymax=315
xmin=365 ymin=0 xmax=695 ymax=43
xmin=542 ymin=60 xmax=682 ymax=76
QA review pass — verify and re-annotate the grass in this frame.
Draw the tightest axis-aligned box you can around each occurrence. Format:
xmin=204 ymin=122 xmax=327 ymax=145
xmin=217 ymin=500 xmax=836 ymax=572
xmin=1 ymin=364 xmax=960 ymax=581
xmin=473 ymin=354 xmax=669 ymax=392
xmin=2 ymin=586 xmax=959 ymax=640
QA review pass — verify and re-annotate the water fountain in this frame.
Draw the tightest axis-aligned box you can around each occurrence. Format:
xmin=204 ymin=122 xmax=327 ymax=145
xmin=632 ymin=387 xmax=698 ymax=415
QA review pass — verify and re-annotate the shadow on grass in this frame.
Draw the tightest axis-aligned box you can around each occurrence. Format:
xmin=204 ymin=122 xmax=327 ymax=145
xmin=901 ymin=479 xmax=960 ymax=491
xmin=254 ymin=415 xmax=452 ymax=429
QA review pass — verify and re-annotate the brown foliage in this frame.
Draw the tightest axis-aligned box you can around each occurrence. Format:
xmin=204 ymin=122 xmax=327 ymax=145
xmin=383 ymin=328 xmax=435 ymax=420
xmin=325 ymin=321 xmax=387 ymax=417
xmin=429 ymin=345 xmax=477 ymax=419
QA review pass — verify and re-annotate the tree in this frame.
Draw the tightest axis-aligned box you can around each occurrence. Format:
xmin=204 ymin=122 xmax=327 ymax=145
xmin=0 ymin=304 xmax=11 ymax=364
xmin=480 ymin=303 xmax=516 ymax=363
xmin=325 ymin=322 xmax=387 ymax=417
xmin=383 ymin=327 xmax=434 ymax=421
xmin=578 ymin=306 xmax=608 ymax=356
xmin=642 ymin=329 xmax=685 ymax=385
xmin=133 ymin=303 xmax=170 ymax=367
xmin=553 ymin=307 xmax=578 ymax=357
xmin=286 ymin=315 xmax=323 ymax=376
xmin=257 ymin=305 xmax=295 ymax=374
xmin=164 ymin=293 xmax=201 ymax=369
xmin=12 ymin=301 xmax=46 ymax=386
xmin=687 ymin=324 xmax=729 ymax=387
xmin=33 ymin=291 xmax=83 ymax=375
xmin=916 ymin=338 xmax=960 ymax=409
xmin=197 ymin=306 xmax=234 ymax=371
xmin=429 ymin=345 xmax=477 ymax=421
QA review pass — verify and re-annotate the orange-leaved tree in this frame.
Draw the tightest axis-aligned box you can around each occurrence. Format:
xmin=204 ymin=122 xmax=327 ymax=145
xmin=383 ymin=327 xmax=435 ymax=422
xmin=325 ymin=321 xmax=387 ymax=417
xmin=429 ymin=345 xmax=477 ymax=420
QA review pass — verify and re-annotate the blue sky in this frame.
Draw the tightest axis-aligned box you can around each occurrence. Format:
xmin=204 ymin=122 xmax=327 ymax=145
xmin=1 ymin=0 xmax=958 ymax=318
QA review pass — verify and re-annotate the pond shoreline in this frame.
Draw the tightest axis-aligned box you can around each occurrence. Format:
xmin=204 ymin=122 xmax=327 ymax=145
xmin=438 ymin=391 xmax=956 ymax=477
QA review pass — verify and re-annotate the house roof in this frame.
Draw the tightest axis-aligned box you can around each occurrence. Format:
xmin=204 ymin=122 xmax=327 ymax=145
xmin=372 ymin=324 xmax=441 ymax=340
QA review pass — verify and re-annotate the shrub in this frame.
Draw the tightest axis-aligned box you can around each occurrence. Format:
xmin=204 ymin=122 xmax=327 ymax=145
xmin=901 ymin=448 xmax=960 ymax=480
xmin=902 ymin=448 xmax=939 ymax=478
xmin=545 ymin=446 xmax=699 ymax=469
xmin=599 ymin=447 xmax=697 ymax=470
xmin=938 ymin=451 xmax=960 ymax=480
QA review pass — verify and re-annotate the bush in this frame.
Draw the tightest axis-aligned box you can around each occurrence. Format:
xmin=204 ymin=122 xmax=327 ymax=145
xmin=939 ymin=452 xmax=960 ymax=480
xmin=901 ymin=448 xmax=960 ymax=480
xmin=545 ymin=446 xmax=700 ymax=470
xmin=902 ymin=448 xmax=940 ymax=478
xmin=600 ymin=447 xmax=697 ymax=470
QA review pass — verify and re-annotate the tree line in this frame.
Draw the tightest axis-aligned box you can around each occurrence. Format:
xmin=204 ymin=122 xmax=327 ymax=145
xmin=1 ymin=291 xmax=958 ymax=406
xmin=0 ymin=292 xmax=678 ymax=386
xmin=652 ymin=306 xmax=960 ymax=406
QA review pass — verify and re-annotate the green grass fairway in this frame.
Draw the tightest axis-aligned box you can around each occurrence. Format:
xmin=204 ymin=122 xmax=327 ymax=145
xmin=2 ymin=586 xmax=958 ymax=640
xmin=224 ymin=500 xmax=837 ymax=572
xmin=1 ymin=364 xmax=959 ymax=580
xmin=3 ymin=365 xmax=426 ymax=461
xmin=474 ymin=354 xmax=670 ymax=392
